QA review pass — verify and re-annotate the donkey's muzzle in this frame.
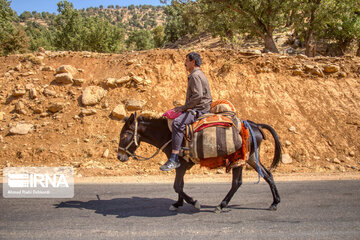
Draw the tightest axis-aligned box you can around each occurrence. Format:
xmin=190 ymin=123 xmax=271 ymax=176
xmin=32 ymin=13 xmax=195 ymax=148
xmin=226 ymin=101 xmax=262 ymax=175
xmin=117 ymin=152 xmax=129 ymax=162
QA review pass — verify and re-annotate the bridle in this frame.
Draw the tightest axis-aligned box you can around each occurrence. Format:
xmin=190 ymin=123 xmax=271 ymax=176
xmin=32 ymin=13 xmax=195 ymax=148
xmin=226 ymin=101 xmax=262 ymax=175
xmin=118 ymin=117 xmax=172 ymax=161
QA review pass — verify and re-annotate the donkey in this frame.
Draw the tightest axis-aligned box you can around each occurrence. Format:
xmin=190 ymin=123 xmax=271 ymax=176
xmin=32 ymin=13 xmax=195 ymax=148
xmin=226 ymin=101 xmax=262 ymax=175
xmin=117 ymin=112 xmax=281 ymax=212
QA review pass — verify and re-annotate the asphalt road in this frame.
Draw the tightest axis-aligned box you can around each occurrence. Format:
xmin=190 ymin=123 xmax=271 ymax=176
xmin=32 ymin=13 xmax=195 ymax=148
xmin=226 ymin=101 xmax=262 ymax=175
xmin=0 ymin=180 xmax=359 ymax=240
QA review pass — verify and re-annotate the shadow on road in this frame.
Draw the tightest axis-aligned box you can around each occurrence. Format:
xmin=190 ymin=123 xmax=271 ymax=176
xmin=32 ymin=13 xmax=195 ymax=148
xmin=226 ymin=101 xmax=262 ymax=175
xmin=54 ymin=196 xmax=201 ymax=218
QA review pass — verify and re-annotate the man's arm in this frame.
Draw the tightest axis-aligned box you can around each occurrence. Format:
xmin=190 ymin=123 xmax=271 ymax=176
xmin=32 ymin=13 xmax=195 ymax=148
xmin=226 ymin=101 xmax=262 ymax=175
xmin=182 ymin=75 xmax=203 ymax=111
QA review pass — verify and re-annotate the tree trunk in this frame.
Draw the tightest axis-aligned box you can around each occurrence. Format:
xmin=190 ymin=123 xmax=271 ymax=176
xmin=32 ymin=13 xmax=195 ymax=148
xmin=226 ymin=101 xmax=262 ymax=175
xmin=305 ymin=30 xmax=315 ymax=57
xmin=263 ymin=33 xmax=279 ymax=53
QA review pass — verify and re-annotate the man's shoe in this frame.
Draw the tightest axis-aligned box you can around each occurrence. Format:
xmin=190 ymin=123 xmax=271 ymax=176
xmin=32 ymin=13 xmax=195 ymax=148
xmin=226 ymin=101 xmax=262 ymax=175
xmin=160 ymin=159 xmax=180 ymax=171
xmin=160 ymin=154 xmax=180 ymax=171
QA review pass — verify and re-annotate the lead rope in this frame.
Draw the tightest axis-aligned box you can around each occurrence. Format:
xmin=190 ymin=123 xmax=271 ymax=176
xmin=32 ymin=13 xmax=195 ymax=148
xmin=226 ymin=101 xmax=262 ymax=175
xmin=243 ymin=120 xmax=264 ymax=183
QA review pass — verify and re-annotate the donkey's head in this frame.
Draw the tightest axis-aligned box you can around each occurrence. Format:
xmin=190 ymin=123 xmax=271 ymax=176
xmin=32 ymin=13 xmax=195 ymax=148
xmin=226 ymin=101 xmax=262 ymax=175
xmin=117 ymin=112 xmax=141 ymax=162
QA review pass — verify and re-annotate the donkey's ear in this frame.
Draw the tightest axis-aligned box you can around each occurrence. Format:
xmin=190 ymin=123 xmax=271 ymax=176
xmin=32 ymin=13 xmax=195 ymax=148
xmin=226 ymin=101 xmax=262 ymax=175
xmin=122 ymin=116 xmax=129 ymax=123
xmin=134 ymin=111 xmax=137 ymax=119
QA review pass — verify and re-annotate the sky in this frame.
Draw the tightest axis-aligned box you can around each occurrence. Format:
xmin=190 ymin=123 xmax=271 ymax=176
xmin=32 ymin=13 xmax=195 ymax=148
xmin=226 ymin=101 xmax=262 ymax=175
xmin=10 ymin=0 xmax=167 ymax=14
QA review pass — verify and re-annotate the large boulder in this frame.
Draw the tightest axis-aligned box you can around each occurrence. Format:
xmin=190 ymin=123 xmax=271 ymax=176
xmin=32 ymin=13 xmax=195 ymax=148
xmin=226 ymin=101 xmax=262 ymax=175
xmin=56 ymin=65 xmax=78 ymax=75
xmin=125 ymin=99 xmax=146 ymax=111
xmin=81 ymin=86 xmax=107 ymax=106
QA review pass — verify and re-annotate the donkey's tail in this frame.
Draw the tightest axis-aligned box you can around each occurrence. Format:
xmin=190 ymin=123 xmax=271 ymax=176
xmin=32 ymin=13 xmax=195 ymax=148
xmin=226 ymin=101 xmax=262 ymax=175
xmin=258 ymin=124 xmax=282 ymax=171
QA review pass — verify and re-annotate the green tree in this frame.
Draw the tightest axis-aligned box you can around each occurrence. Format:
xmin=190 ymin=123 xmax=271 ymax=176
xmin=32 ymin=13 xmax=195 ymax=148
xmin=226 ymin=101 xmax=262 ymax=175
xmin=152 ymin=25 xmax=165 ymax=47
xmin=25 ymin=21 xmax=55 ymax=51
xmin=0 ymin=0 xmax=29 ymax=55
xmin=54 ymin=0 xmax=84 ymax=51
xmin=126 ymin=29 xmax=154 ymax=50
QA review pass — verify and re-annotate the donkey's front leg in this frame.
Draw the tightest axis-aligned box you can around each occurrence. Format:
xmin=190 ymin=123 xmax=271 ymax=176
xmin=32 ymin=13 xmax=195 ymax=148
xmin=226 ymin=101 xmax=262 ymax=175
xmin=215 ymin=166 xmax=243 ymax=213
xmin=170 ymin=161 xmax=200 ymax=211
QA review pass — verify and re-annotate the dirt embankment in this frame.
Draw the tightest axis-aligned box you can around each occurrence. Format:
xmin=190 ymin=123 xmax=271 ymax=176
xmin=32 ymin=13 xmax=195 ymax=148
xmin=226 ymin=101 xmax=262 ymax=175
xmin=0 ymin=49 xmax=359 ymax=178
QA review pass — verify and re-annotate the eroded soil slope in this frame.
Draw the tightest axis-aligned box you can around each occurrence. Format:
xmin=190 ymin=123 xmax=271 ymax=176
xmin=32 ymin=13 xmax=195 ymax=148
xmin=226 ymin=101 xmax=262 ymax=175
xmin=0 ymin=49 xmax=359 ymax=177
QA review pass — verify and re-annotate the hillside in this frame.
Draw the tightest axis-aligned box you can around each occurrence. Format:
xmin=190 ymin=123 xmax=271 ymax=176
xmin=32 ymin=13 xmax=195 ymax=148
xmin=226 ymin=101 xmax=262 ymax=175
xmin=18 ymin=5 xmax=165 ymax=31
xmin=0 ymin=49 xmax=359 ymax=177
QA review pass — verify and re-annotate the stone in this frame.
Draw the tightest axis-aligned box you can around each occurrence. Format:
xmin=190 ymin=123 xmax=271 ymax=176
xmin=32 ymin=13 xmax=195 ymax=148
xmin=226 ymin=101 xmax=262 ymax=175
xmin=131 ymin=76 xmax=143 ymax=84
xmin=289 ymin=126 xmax=297 ymax=133
xmin=311 ymin=67 xmax=324 ymax=77
xmin=13 ymin=88 xmax=26 ymax=97
xmin=47 ymin=102 xmax=65 ymax=113
xmin=105 ymin=78 xmax=117 ymax=88
xmin=281 ymin=153 xmax=293 ymax=164
xmin=0 ymin=112 xmax=5 ymax=121
xmin=338 ymin=72 xmax=347 ymax=78
xmin=25 ymin=84 xmax=34 ymax=90
xmin=14 ymin=64 xmax=22 ymax=71
xmin=73 ymin=78 xmax=84 ymax=86
xmin=56 ymin=65 xmax=77 ymax=75
xmin=349 ymin=151 xmax=355 ymax=157
xmin=40 ymin=66 xmax=55 ymax=72
xmin=126 ymin=59 xmax=137 ymax=65
xmin=112 ymin=104 xmax=127 ymax=120
xmin=102 ymin=149 xmax=110 ymax=158
xmin=81 ymin=86 xmax=107 ymax=106
xmin=140 ymin=110 xmax=159 ymax=118
xmin=338 ymin=166 xmax=346 ymax=172
xmin=323 ymin=65 xmax=340 ymax=73
xmin=293 ymin=69 xmax=302 ymax=76
xmin=9 ymin=123 xmax=33 ymax=135
xmin=29 ymin=88 xmax=37 ymax=99
xmin=126 ymin=99 xmax=146 ymax=111
xmin=116 ymin=76 xmax=131 ymax=85
xmin=285 ymin=140 xmax=292 ymax=147
xmin=333 ymin=158 xmax=341 ymax=164
xmin=15 ymin=101 xmax=26 ymax=114
xmin=296 ymin=54 xmax=308 ymax=59
xmin=80 ymin=109 xmax=97 ymax=116
xmin=54 ymin=72 xmax=73 ymax=84
xmin=43 ymin=88 xmax=57 ymax=97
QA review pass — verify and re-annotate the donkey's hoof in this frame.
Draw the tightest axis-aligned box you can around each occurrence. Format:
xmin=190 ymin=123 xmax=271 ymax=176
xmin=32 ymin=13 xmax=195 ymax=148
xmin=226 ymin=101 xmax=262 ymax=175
xmin=214 ymin=206 xmax=222 ymax=214
xmin=169 ymin=205 xmax=178 ymax=211
xmin=194 ymin=200 xmax=201 ymax=210
xmin=269 ymin=204 xmax=277 ymax=211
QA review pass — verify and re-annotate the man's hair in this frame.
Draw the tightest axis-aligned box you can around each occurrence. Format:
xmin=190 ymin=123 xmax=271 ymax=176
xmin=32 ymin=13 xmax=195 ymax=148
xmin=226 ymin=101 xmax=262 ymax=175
xmin=186 ymin=52 xmax=202 ymax=67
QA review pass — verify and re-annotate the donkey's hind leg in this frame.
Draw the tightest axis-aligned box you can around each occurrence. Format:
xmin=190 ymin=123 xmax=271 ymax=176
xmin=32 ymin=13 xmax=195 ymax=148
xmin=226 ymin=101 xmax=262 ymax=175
xmin=247 ymin=157 xmax=280 ymax=210
xmin=215 ymin=166 xmax=243 ymax=213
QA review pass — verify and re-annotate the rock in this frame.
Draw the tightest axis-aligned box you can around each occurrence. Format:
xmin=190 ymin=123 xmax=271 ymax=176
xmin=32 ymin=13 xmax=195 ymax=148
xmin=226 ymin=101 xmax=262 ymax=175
xmin=73 ymin=78 xmax=84 ymax=86
xmin=323 ymin=65 xmax=340 ymax=73
xmin=140 ymin=110 xmax=159 ymax=118
xmin=285 ymin=140 xmax=292 ymax=147
xmin=125 ymin=99 xmax=146 ymax=111
xmin=80 ymin=109 xmax=97 ymax=116
xmin=56 ymin=65 xmax=77 ymax=75
xmin=116 ymin=76 xmax=131 ymax=85
xmin=54 ymin=72 xmax=73 ymax=84
xmin=102 ymin=149 xmax=110 ymax=158
xmin=47 ymin=102 xmax=64 ymax=113
xmin=15 ymin=101 xmax=26 ymax=114
xmin=313 ymin=156 xmax=321 ymax=160
xmin=311 ymin=67 xmax=324 ymax=77
xmin=338 ymin=166 xmax=346 ymax=172
xmin=0 ymin=112 xmax=5 ymax=121
xmin=12 ymin=88 xmax=26 ymax=97
xmin=40 ymin=66 xmax=55 ymax=72
xmin=81 ymin=86 xmax=107 ymax=106
xmin=293 ymin=69 xmax=302 ymax=76
xmin=288 ymin=126 xmax=297 ymax=133
xmin=105 ymin=78 xmax=117 ymax=88
xmin=296 ymin=54 xmax=308 ymax=59
xmin=304 ymin=65 xmax=315 ymax=71
xmin=25 ymin=83 xmax=34 ymax=90
xmin=9 ymin=123 xmax=33 ymax=135
xmin=112 ymin=104 xmax=127 ymax=120
xmin=338 ymin=72 xmax=347 ymax=78
xmin=281 ymin=153 xmax=293 ymax=164
xmin=131 ymin=76 xmax=143 ymax=84
xmin=29 ymin=88 xmax=37 ymax=99
xmin=349 ymin=151 xmax=355 ymax=157
xmin=32 ymin=107 xmax=42 ymax=114
xmin=333 ymin=158 xmax=341 ymax=164
xmin=14 ymin=63 xmax=22 ymax=71
xmin=38 ymin=47 xmax=45 ymax=53
xmin=126 ymin=59 xmax=137 ymax=65
xmin=43 ymin=88 xmax=57 ymax=97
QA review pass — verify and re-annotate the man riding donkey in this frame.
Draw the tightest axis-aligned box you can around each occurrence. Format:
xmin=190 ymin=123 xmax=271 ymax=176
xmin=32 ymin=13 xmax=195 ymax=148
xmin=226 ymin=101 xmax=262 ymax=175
xmin=160 ymin=52 xmax=212 ymax=171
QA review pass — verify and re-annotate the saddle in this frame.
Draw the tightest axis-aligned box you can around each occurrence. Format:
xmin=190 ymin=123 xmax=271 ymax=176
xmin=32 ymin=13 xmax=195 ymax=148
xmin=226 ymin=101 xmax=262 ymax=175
xmin=164 ymin=100 xmax=250 ymax=171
